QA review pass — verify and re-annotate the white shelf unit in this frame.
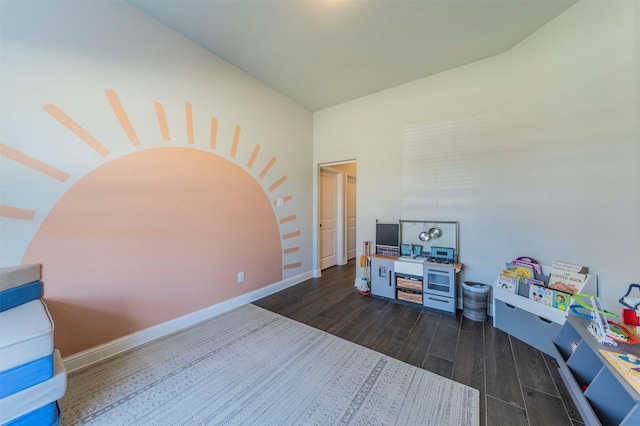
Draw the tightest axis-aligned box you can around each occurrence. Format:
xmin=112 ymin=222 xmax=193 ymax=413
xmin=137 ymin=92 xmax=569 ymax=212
xmin=492 ymin=265 xmax=597 ymax=356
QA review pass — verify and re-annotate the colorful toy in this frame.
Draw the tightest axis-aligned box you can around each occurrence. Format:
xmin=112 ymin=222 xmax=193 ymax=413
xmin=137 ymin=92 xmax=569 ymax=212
xmin=511 ymin=256 xmax=542 ymax=275
xmin=607 ymin=321 xmax=640 ymax=345
xmin=570 ymin=304 xmax=593 ymax=319
xmin=573 ymin=293 xmax=617 ymax=317
xmin=576 ymin=294 xmax=617 ymax=346
xmin=620 ymin=284 xmax=640 ymax=326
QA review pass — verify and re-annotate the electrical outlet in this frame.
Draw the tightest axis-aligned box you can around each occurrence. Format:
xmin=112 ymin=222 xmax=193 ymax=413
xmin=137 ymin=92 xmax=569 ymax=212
xmin=238 ymin=272 xmax=245 ymax=283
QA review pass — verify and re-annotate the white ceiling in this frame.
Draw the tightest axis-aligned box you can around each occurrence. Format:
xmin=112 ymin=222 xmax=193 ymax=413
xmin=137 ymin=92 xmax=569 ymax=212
xmin=127 ymin=0 xmax=577 ymax=111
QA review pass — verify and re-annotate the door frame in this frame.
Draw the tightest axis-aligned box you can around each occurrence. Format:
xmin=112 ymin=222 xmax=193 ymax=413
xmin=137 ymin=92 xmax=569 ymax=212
xmin=315 ymin=160 xmax=356 ymax=277
xmin=345 ymin=173 xmax=357 ymax=261
xmin=319 ymin=166 xmax=343 ymax=271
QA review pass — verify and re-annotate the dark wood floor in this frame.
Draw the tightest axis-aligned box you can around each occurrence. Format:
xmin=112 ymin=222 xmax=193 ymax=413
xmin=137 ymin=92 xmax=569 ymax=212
xmin=253 ymin=260 xmax=584 ymax=426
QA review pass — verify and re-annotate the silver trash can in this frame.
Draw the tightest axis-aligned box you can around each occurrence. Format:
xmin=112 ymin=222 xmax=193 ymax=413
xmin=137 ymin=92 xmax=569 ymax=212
xmin=462 ymin=282 xmax=490 ymax=322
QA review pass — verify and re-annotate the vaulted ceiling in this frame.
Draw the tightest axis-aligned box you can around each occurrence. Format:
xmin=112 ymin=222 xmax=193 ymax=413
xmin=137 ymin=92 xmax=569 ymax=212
xmin=128 ymin=0 xmax=577 ymax=111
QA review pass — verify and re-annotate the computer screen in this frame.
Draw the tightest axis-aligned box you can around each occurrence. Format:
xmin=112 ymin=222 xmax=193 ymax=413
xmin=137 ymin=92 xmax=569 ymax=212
xmin=376 ymin=223 xmax=399 ymax=247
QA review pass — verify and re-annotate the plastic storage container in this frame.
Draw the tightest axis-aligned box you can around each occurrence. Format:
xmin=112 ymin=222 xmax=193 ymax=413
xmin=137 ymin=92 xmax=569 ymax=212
xmin=462 ymin=282 xmax=490 ymax=322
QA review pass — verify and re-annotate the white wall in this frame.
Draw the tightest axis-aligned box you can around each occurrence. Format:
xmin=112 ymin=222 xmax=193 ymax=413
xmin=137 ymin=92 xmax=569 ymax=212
xmin=1 ymin=0 xmax=313 ymax=271
xmin=1 ymin=1 xmax=314 ymax=355
xmin=313 ymin=1 xmax=640 ymax=312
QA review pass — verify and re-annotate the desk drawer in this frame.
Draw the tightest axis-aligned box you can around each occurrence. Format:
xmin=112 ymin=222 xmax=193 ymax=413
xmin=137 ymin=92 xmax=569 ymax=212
xmin=495 ymin=299 xmax=562 ymax=356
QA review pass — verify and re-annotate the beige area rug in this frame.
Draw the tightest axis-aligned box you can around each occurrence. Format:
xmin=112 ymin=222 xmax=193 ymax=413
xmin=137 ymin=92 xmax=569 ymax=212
xmin=60 ymin=304 xmax=479 ymax=425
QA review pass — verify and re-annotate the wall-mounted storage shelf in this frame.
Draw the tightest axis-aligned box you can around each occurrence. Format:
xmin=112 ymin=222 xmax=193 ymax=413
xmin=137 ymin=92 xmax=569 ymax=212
xmin=553 ymin=316 xmax=640 ymax=425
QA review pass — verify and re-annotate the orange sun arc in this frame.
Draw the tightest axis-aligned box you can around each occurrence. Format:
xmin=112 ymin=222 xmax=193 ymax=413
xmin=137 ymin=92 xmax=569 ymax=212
xmin=22 ymin=147 xmax=282 ymax=356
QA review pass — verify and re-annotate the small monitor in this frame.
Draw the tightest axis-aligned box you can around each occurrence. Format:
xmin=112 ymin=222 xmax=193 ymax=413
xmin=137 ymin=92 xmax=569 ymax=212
xmin=376 ymin=222 xmax=400 ymax=248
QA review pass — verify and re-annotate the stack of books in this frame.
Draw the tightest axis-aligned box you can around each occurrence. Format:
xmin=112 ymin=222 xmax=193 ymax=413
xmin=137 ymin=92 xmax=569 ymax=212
xmin=495 ymin=258 xmax=589 ymax=312
xmin=495 ymin=260 xmax=538 ymax=293
xmin=0 ymin=264 xmax=66 ymax=425
xmin=525 ymin=261 xmax=588 ymax=311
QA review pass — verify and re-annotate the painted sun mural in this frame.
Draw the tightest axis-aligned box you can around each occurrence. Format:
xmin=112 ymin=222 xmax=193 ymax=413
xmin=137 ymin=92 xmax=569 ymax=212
xmin=0 ymin=90 xmax=302 ymax=355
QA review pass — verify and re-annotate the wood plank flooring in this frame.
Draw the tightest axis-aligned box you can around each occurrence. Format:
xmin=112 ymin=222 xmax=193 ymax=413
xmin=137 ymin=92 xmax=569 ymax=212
xmin=253 ymin=260 xmax=584 ymax=426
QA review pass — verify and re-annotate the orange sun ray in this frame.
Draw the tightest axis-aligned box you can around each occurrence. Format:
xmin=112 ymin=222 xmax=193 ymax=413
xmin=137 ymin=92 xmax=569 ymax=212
xmin=43 ymin=104 xmax=110 ymax=156
xmin=273 ymin=195 xmax=292 ymax=207
xmin=230 ymin=125 xmax=241 ymax=158
xmin=154 ymin=102 xmax=170 ymax=141
xmin=247 ymin=144 xmax=260 ymax=168
xmin=259 ymin=157 xmax=276 ymax=179
xmin=210 ymin=117 xmax=218 ymax=149
xmin=0 ymin=205 xmax=35 ymax=220
xmin=268 ymin=175 xmax=287 ymax=192
xmin=0 ymin=143 xmax=70 ymax=182
xmin=185 ymin=103 xmax=194 ymax=145
xmin=282 ymin=230 xmax=301 ymax=240
xmin=283 ymin=247 xmax=300 ymax=254
xmin=105 ymin=90 xmax=140 ymax=147
xmin=284 ymin=262 xmax=302 ymax=270
xmin=279 ymin=215 xmax=296 ymax=224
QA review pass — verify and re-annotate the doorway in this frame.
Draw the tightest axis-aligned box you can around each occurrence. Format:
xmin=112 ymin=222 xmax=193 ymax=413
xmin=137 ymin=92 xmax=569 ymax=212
xmin=319 ymin=161 xmax=357 ymax=271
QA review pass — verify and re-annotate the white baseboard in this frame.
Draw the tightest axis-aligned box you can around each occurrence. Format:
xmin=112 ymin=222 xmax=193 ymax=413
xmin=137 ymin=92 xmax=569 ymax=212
xmin=62 ymin=270 xmax=313 ymax=373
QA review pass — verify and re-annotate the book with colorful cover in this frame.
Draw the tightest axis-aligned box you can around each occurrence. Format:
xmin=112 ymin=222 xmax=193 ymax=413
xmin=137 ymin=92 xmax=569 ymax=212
xmin=523 ymin=278 xmax=545 ymax=286
xmin=529 ymin=284 xmax=553 ymax=306
xmin=552 ymin=290 xmax=570 ymax=311
xmin=501 ymin=269 xmax=519 ymax=278
xmin=548 ymin=263 xmax=587 ymax=295
xmin=495 ymin=274 xmax=518 ymax=293
xmin=505 ymin=262 xmax=536 ymax=283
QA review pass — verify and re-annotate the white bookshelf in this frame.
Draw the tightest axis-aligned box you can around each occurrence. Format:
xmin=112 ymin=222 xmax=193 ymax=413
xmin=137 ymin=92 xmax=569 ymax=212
xmin=492 ymin=264 xmax=597 ymax=356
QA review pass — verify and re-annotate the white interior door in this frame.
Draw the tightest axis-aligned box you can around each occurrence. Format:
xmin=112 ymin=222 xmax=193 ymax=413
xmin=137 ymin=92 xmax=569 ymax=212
xmin=320 ymin=169 xmax=338 ymax=270
xmin=346 ymin=175 xmax=357 ymax=260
